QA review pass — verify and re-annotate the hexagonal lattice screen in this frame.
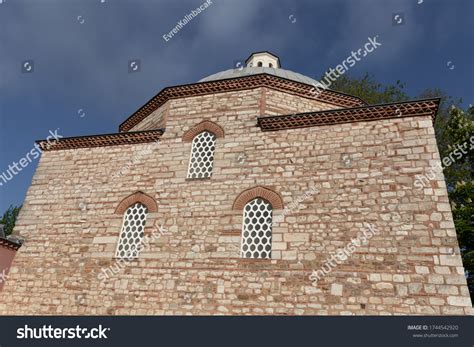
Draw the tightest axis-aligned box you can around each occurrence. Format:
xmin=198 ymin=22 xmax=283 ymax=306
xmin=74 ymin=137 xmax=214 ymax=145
xmin=241 ymin=198 xmax=272 ymax=259
xmin=115 ymin=203 xmax=148 ymax=259
xmin=187 ymin=131 xmax=217 ymax=179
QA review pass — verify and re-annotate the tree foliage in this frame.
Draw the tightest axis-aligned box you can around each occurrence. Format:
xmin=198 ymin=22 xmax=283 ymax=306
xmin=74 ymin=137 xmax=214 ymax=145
xmin=0 ymin=205 xmax=21 ymax=237
xmin=326 ymin=72 xmax=410 ymax=104
xmin=442 ymin=106 xmax=474 ymax=298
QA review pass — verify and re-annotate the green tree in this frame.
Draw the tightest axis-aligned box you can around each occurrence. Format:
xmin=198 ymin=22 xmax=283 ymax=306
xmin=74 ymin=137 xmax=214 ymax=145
xmin=441 ymin=106 xmax=474 ymax=298
xmin=0 ymin=205 xmax=21 ymax=236
xmin=417 ymin=88 xmax=463 ymax=157
xmin=326 ymin=72 xmax=409 ymax=104
xmin=327 ymin=73 xmax=474 ymax=301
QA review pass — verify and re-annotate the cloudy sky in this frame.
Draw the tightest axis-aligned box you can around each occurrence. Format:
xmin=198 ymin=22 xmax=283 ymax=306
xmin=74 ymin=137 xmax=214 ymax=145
xmin=0 ymin=0 xmax=472 ymax=213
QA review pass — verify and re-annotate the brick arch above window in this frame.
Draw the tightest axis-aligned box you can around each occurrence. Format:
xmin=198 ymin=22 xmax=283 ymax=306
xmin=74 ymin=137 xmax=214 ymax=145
xmin=115 ymin=191 xmax=158 ymax=214
xmin=182 ymin=120 xmax=225 ymax=142
xmin=232 ymin=186 xmax=284 ymax=210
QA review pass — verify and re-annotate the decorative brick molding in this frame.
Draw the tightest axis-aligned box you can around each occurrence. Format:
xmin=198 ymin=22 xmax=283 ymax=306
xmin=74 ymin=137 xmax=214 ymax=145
xmin=232 ymin=186 xmax=284 ymax=210
xmin=182 ymin=120 xmax=225 ymax=142
xmin=259 ymin=87 xmax=267 ymax=116
xmin=257 ymin=98 xmax=440 ymax=131
xmin=119 ymin=74 xmax=367 ymax=132
xmin=115 ymin=191 xmax=158 ymax=214
xmin=37 ymin=129 xmax=164 ymax=151
xmin=0 ymin=238 xmax=22 ymax=251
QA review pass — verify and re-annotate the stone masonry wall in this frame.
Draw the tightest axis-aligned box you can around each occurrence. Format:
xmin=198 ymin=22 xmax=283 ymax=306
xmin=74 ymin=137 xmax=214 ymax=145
xmin=0 ymin=87 xmax=471 ymax=315
xmin=129 ymin=87 xmax=341 ymax=132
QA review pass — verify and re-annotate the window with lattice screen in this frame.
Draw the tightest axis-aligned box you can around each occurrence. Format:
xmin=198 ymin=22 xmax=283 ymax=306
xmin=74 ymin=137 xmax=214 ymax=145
xmin=241 ymin=198 xmax=272 ymax=259
xmin=187 ymin=131 xmax=216 ymax=179
xmin=115 ymin=202 xmax=148 ymax=259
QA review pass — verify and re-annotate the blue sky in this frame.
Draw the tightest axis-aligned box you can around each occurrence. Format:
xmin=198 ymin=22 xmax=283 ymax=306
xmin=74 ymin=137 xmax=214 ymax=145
xmin=0 ymin=0 xmax=473 ymax=213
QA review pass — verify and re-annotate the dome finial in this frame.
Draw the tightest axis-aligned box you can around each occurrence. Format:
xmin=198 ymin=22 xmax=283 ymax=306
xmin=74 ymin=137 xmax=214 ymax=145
xmin=245 ymin=51 xmax=280 ymax=68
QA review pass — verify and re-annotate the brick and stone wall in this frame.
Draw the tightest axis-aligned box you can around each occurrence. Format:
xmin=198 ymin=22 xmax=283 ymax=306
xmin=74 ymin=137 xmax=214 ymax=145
xmin=0 ymin=88 xmax=471 ymax=315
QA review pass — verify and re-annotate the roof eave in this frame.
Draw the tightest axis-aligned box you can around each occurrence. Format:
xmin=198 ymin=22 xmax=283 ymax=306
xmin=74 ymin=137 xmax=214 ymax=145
xmin=36 ymin=129 xmax=165 ymax=151
xmin=0 ymin=237 xmax=22 ymax=251
xmin=257 ymin=98 xmax=441 ymax=131
xmin=118 ymin=73 xmax=368 ymax=132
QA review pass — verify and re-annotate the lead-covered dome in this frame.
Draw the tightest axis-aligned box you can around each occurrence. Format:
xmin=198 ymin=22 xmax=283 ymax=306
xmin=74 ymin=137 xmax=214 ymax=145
xmin=199 ymin=51 xmax=319 ymax=86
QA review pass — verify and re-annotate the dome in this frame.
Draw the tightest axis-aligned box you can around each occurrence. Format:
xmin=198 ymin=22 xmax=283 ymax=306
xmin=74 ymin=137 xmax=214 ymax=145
xmin=199 ymin=66 xmax=320 ymax=86
xmin=199 ymin=51 xmax=320 ymax=86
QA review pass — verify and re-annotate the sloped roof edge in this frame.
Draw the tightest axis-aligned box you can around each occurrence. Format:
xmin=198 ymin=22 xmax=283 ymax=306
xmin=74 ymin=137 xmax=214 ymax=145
xmin=118 ymin=73 xmax=368 ymax=132
xmin=257 ymin=98 xmax=441 ymax=131
xmin=36 ymin=129 xmax=164 ymax=151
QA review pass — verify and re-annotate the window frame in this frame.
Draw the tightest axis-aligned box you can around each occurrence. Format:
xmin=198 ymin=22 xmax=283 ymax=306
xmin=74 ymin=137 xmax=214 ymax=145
xmin=186 ymin=130 xmax=217 ymax=180
xmin=115 ymin=202 xmax=148 ymax=259
xmin=240 ymin=197 xmax=273 ymax=259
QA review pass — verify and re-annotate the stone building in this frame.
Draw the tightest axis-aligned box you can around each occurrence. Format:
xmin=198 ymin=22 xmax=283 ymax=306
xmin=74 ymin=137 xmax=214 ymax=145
xmin=0 ymin=51 xmax=471 ymax=315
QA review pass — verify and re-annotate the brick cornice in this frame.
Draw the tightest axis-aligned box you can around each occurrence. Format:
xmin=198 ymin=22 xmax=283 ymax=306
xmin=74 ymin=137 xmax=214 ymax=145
xmin=36 ymin=129 xmax=164 ymax=151
xmin=232 ymin=186 xmax=284 ymax=210
xmin=182 ymin=120 xmax=225 ymax=142
xmin=257 ymin=98 xmax=440 ymax=131
xmin=115 ymin=191 xmax=158 ymax=214
xmin=118 ymin=74 xmax=367 ymax=132
xmin=0 ymin=238 xmax=22 ymax=251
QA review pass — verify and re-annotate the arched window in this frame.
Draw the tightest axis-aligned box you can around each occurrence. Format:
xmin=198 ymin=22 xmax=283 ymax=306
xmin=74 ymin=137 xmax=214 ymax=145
xmin=241 ymin=198 xmax=272 ymax=259
xmin=187 ymin=131 xmax=217 ymax=179
xmin=115 ymin=202 xmax=148 ymax=259
xmin=257 ymin=61 xmax=263 ymax=67
xmin=269 ymin=63 xmax=273 ymax=68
